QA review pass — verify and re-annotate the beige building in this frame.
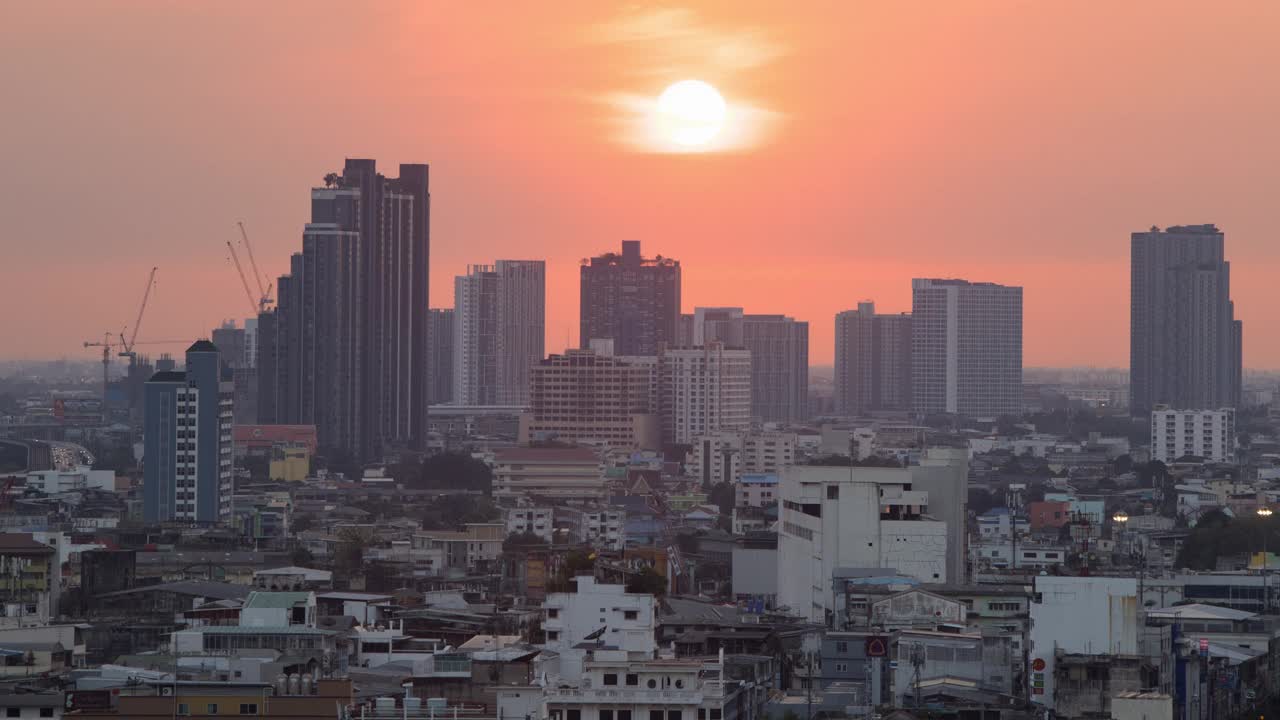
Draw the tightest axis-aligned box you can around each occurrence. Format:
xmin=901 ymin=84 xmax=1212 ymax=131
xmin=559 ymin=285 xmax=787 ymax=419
xmin=686 ymin=430 xmax=797 ymax=485
xmin=519 ymin=347 xmax=659 ymax=450
xmin=491 ymin=447 xmax=605 ymax=502
xmin=659 ymin=343 xmax=752 ymax=445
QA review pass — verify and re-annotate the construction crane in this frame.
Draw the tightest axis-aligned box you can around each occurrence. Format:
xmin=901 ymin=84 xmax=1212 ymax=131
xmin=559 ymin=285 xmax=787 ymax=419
xmin=236 ymin=221 xmax=274 ymax=312
xmin=224 ymin=238 xmax=259 ymax=316
xmin=118 ymin=266 xmax=158 ymax=364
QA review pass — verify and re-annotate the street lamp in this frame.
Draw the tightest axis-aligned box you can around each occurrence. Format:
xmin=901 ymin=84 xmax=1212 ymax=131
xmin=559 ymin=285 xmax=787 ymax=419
xmin=1259 ymin=506 xmax=1273 ymax=612
xmin=1113 ymin=511 xmax=1129 ymax=559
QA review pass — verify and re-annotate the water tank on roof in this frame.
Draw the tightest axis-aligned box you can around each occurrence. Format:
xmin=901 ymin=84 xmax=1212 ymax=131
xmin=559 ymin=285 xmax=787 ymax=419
xmin=275 ymin=673 xmax=288 ymax=697
xmin=288 ymin=674 xmax=301 ymax=696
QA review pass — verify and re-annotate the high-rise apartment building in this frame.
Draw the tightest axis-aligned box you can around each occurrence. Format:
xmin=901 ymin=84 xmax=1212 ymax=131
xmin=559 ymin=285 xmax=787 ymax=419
xmin=144 ymin=341 xmax=234 ymax=523
xmin=834 ymin=302 xmax=913 ymax=416
xmin=692 ymin=308 xmax=810 ymax=424
xmin=211 ymin=320 xmax=257 ymax=424
xmin=1150 ymin=406 xmax=1235 ymax=464
xmin=911 ymin=279 xmax=1023 ymax=417
xmin=519 ymin=346 xmax=660 ymax=450
xmin=454 ymin=260 xmax=545 ymax=406
xmin=257 ymin=159 xmax=430 ymax=460
xmin=659 ymin=343 xmax=752 ymax=445
xmin=1130 ymin=224 xmax=1243 ymax=415
xmin=580 ymin=241 xmax=681 ymax=356
xmin=686 ymin=430 xmax=797 ymax=485
xmin=427 ymin=309 xmax=455 ymax=406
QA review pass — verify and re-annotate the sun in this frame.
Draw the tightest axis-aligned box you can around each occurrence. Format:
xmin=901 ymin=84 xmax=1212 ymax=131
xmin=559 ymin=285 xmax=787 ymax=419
xmin=654 ymin=79 xmax=727 ymax=148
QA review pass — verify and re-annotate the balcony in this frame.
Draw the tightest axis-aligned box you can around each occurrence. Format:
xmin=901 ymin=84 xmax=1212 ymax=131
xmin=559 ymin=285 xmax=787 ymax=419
xmin=546 ymin=687 xmax=703 ymax=705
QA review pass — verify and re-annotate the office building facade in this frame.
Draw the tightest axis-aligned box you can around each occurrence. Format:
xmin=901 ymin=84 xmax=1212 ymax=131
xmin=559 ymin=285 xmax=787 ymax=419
xmin=1131 ymin=224 xmax=1242 ymax=415
xmin=427 ymin=308 xmax=455 ymax=406
xmin=1151 ymin=406 xmax=1235 ymax=464
xmin=144 ymin=340 xmax=234 ymax=523
xmin=257 ymin=159 xmax=430 ymax=460
xmin=834 ymin=302 xmax=913 ymax=416
xmin=911 ymin=279 xmax=1023 ymax=417
xmin=579 ymin=241 xmax=681 ymax=355
xmin=691 ymin=308 xmax=809 ymax=424
xmin=454 ymin=260 xmax=545 ymax=406
xmin=659 ymin=343 xmax=752 ymax=445
xmin=519 ymin=347 xmax=659 ymax=450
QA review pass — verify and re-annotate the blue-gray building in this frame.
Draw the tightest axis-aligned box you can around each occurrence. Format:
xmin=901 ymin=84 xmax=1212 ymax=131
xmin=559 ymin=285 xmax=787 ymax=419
xmin=144 ymin=340 xmax=234 ymax=523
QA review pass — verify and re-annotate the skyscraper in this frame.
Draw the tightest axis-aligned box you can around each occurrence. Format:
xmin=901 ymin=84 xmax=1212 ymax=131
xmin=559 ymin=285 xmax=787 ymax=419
xmin=659 ymin=343 xmax=752 ymax=444
xmin=1130 ymin=224 xmax=1242 ymax=415
xmin=911 ymin=279 xmax=1023 ymax=417
xmin=834 ymin=302 xmax=913 ymax=416
xmin=692 ymin=308 xmax=809 ymax=424
xmin=144 ymin=340 xmax=233 ymax=523
xmin=257 ymin=159 xmax=430 ymax=460
xmin=428 ymin=308 xmax=455 ymax=406
xmin=580 ymin=241 xmax=681 ymax=355
xmin=452 ymin=260 xmax=544 ymax=406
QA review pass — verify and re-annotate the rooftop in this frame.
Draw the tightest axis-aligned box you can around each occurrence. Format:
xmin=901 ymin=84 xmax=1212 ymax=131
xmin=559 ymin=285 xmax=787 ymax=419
xmin=0 ymin=533 xmax=55 ymax=555
xmin=96 ymin=580 xmax=251 ymax=601
xmin=1147 ymin=603 xmax=1256 ymax=622
xmin=243 ymin=591 xmax=311 ymax=609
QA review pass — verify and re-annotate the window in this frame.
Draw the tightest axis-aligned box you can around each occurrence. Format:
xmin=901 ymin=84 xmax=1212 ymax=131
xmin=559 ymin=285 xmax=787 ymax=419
xmin=625 ymin=674 xmax=639 ymax=686
xmin=709 ymin=711 xmax=721 ymax=720
xmin=239 ymin=704 xmax=258 ymax=715
xmin=827 ymin=485 xmax=839 ymax=500
xmin=624 ymin=610 xmax=638 ymax=620
xmin=667 ymin=713 xmax=682 ymax=720
xmin=40 ymin=711 xmax=54 ymax=719
xmin=619 ymin=712 xmax=632 ymax=720
xmin=177 ymin=705 xmax=190 ymax=717
xmin=208 ymin=703 xmax=220 ymax=714
xmin=601 ymin=712 xmax=614 ymax=720
xmin=651 ymin=712 xmax=665 ymax=720
xmin=3 ymin=711 xmax=18 ymax=719
xmin=603 ymin=673 xmax=618 ymax=686
xmin=547 ymin=631 xmax=559 ymax=641
xmin=835 ymin=663 xmax=848 ymax=672
xmin=835 ymin=641 xmax=848 ymax=653
xmin=567 ymin=711 xmax=581 ymax=720
xmin=547 ymin=609 xmax=559 ymax=619
xmin=699 ymin=712 xmax=706 ymax=720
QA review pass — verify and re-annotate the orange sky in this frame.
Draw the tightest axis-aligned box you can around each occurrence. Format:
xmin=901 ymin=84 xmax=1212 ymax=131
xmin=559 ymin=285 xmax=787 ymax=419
xmin=4 ymin=3 xmax=1280 ymax=368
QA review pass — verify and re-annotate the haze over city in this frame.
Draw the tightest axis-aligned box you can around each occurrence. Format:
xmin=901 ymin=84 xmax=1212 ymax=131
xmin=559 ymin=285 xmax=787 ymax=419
xmin=5 ymin=2 xmax=1280 ymax=366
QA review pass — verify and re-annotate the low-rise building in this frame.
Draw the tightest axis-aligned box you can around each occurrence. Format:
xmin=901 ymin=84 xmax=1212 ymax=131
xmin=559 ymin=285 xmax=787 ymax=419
xmin=492 ymin=448 xmax=605 ymax=502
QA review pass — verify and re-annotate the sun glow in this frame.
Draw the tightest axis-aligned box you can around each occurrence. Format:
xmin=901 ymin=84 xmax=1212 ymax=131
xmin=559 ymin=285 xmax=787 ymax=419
xmin=654 ymin=79 xmax=727 ymax=148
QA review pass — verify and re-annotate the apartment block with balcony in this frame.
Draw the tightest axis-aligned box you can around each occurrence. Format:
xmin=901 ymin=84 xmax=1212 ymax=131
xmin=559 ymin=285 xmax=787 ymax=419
xmin=1151 ymin=406 xmax=1235 ymax=463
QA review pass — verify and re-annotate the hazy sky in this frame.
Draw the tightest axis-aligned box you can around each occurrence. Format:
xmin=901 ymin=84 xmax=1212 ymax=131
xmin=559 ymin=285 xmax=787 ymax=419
xmin=4 ymin=3 xmax=1280 ymax=367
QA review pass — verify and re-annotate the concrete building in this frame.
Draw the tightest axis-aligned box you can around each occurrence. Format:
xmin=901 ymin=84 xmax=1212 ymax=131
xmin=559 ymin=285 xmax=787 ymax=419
xmin=687 ymin=431 xmax=796 ymax=486
xmin=911 ymin=278 xmax=1023 ymax=417
xmin=542 ymin=576 xmax=657 ymax=681
xmin=454 ymin=260 xmax=545 ymax=406
xmin=257 ymin=159 xmax=431 ymax=460
xmin=504 ymin=507 xmax=553 ymax=542
xmin=1029 ymin=576 xmax=1139 ymax=712
xmin=427 ymin=308 xmax=454 ymax=405
xmin=734 ymin=473 xmax=779 ymax=508
xmin=580 ymin=240 xmax=681 ymax=356
xmin=491 ymin=447 xmax=605 ymax=502
xmin=834 ymin=302 xmax=913 ymax=416
xmin=1151 ymin=406 xmax=1235 ymax=463
xmin=910 ymin=447 xmax=969 ymax=584
xmin=659 ymin=343 xmax=752 ymax=445
xmin=1131 ymin=224 xmax=1242 ymax=415
xmin=144 ymin=340 xmax=234 ymax=523
xmin=519 ymin=347 xmax=660 ymax=450
xmin=776 ymin=465 xmax=947 ymax=622
xmin=693 ymin=308 xmax=809 ymax=424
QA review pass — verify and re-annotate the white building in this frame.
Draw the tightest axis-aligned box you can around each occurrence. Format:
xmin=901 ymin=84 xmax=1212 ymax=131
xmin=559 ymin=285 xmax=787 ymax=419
xmin=1151 ymin=407 xmax=1235 ymax=463
xmin=505 ymin=507 xmax=554 ymax=543
xmin=686 ymin=431 xmax=796 ymax=486
xmin=542 ymin=576 xmax=657 ymax=682
xmin=776 ymin=465 xmax=947 ymax=622
xmin=659 ymin=343 xmax=752 ymax=445
xmin=734 ymin=474 xmax=779 ymax=508
xmin=454 ymin=260 xmax=546 ymax=406
xmin=24 ymin=467 xmax=116 ymax=494
xmin=1028 ymin=576 xmax=1139 ymax=709
xmin=559 ymin=506 xmax=626 ymax=551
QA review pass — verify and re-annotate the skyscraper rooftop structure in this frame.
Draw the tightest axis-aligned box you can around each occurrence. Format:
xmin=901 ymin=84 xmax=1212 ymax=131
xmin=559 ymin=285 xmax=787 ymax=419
xmin=579 ymin=241 xmax=681 ymax=356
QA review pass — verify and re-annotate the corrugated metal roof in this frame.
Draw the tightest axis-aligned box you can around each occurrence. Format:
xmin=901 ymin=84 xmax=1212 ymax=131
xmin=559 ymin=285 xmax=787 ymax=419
xmin=243 ymin=591 xmax=311 ymax=609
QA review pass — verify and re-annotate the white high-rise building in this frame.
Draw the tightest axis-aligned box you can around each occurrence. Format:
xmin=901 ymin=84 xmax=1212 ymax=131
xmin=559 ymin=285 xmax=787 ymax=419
xmin=1151 ymin=406 xmax=1235 ymax=463
xmin=777 ymin=465 xmax=947 ymax=622
xmin=911 ymin=278 xmax=1023 ymax=417
xmin=659 ymin=343 xmax=751 ymax=445
xmin=453 ymin=260 xmax=545 ymax=406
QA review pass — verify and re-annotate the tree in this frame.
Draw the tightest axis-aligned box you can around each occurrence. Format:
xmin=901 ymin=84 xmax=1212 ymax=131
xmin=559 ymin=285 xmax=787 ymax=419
xmin=503 ymin=532 xmax=547 ymax=553
xmin=708 ymin=483 xmax=735 ymax=516
xmin=415 ymin=453 xmax=493 ymax=493
xmin=334 ymin=527 xmax=375 ymax=579
xmin=290 ymin=546 xmax=315 ymax=566
xmin=626 ymin=567 xmax=667 ymax=596
xmin=967 ymin=489 xmax=999 ymax=516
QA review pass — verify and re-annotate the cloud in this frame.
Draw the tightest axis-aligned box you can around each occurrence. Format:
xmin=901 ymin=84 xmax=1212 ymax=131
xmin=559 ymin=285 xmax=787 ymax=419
xmin=588 ymin=7 xmax=785 ymax=76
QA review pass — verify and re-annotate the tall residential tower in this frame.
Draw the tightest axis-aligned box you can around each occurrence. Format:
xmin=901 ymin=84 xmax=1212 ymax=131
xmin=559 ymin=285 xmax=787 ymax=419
xmin=834 ymin=302 xmax=913 ymax=416
xmin=1130 ymin=224 xmax=1242 ymax=415
xmin=580 ymin=241 xmax=681 ymax=356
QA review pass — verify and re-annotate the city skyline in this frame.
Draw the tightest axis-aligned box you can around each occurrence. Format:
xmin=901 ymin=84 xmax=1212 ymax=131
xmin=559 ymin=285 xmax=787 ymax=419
xmin=6 ymin=4 xmax=1280 ymax=369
